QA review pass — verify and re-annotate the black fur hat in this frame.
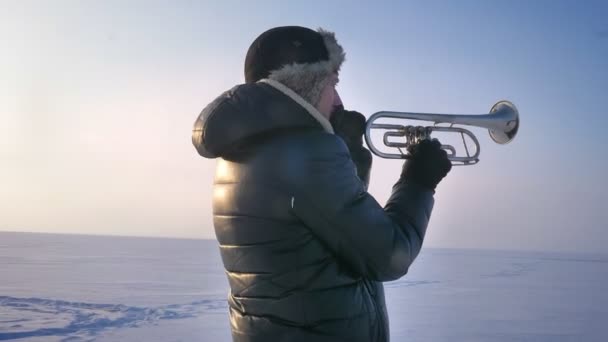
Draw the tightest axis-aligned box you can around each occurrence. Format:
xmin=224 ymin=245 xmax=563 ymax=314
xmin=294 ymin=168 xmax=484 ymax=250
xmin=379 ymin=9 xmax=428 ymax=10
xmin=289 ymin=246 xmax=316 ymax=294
xmin=244 ymin=26 xmax=345 ymax=107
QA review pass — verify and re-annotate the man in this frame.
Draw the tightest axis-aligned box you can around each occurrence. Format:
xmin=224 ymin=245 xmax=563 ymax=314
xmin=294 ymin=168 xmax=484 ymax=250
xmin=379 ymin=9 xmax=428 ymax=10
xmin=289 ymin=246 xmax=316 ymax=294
xmin=192 ymin=26 xmax=451 ymax=342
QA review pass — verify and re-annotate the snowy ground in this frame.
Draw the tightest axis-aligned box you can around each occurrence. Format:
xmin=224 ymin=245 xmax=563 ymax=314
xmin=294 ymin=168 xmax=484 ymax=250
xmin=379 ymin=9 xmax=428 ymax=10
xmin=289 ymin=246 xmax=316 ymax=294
xmin=1 ymin=232 xmax=606 ymax=341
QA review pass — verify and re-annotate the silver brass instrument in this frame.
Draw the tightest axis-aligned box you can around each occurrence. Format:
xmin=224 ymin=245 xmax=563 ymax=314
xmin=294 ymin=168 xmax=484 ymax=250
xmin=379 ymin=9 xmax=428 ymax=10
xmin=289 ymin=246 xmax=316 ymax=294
xmin=364 ymin=100 xmax=519 ymax=166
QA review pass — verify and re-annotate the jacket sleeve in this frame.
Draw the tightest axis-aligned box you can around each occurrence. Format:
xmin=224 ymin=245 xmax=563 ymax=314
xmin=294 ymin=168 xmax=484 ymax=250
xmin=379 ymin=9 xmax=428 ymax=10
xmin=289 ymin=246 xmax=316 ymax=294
xmin=286 ymin=133 xmax=434 ymax=282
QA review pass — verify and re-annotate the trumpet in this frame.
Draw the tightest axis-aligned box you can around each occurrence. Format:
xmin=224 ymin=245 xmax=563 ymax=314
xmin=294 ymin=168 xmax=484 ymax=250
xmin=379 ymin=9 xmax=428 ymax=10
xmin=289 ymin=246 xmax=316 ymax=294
xmin=364 ymin=100 xmax=519 ymax=166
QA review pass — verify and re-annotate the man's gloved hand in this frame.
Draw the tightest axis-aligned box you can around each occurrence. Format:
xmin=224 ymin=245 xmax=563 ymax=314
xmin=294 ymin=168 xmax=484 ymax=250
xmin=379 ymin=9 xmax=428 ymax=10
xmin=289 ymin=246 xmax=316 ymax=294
xmin=330 ymin=106 xmax=373 ymax=187
xmin=401 ymin=139 xmax=452 ymax=191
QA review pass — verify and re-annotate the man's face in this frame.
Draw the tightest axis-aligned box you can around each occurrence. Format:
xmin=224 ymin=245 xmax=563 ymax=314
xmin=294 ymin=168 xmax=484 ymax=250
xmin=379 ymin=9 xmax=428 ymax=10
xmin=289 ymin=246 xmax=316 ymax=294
xmin=316 ymin=73 xmax=341 ymax=119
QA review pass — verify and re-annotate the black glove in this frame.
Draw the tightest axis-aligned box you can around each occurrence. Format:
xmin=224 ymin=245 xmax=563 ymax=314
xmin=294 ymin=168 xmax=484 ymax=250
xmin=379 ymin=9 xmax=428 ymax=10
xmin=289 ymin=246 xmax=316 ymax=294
xmin=401 ymin=139 xmax=452 ymax=191
xmin=330 ymin=106 xmax=373 ymax=187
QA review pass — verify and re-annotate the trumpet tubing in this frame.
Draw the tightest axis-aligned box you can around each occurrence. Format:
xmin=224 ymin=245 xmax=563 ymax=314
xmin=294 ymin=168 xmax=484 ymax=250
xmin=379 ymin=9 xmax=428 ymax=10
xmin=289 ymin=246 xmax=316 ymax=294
xmin=364 ymin=101 xmax=519 ymax=166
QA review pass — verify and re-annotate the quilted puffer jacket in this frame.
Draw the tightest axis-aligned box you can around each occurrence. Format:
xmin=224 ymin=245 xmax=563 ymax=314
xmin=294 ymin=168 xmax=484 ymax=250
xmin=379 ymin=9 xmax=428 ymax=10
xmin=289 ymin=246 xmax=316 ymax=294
xmin=192 ymin=80 xmax=434 ymax=342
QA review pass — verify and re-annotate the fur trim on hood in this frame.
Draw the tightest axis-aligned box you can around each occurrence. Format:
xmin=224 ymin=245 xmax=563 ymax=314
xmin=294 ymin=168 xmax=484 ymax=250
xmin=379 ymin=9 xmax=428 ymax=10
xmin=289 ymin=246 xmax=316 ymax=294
xmin=266 ymin=28 xmax=345 ymax=108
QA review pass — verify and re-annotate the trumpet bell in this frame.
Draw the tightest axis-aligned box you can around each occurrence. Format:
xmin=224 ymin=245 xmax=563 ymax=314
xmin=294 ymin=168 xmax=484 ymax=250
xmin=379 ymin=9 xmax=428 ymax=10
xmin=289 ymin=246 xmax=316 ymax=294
xmin=488 ymin=100 xmax=519 ymax=145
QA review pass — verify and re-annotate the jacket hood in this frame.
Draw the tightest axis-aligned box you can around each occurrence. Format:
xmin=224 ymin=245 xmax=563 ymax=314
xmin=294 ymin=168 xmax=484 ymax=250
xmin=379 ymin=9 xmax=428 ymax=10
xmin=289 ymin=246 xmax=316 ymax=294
xmin=192 ymin=79 xmax=334 ymax=159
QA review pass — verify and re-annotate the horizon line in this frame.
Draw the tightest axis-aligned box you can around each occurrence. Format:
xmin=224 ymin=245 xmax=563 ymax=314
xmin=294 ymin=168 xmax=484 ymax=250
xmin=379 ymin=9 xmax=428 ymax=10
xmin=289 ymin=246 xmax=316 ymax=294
xmin=1 ymin=229 xmax=606 ymax=258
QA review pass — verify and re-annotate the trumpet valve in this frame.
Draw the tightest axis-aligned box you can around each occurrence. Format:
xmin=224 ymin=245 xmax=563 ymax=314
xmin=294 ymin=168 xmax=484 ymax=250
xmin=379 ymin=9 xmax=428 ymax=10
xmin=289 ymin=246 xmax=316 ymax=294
xmin=405 ymin=126 xmax=433 ymax=144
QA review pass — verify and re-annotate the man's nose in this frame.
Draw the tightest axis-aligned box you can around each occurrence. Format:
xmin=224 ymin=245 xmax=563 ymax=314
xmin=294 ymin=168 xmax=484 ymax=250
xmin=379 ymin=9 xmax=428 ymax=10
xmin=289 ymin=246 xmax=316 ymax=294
xmin=333 ymin=89 xmax=343 ymax=107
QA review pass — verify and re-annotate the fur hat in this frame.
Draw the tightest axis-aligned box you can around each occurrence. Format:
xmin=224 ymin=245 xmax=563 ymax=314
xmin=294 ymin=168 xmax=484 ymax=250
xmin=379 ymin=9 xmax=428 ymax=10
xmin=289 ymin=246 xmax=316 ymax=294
xmin=244 ymin=26 xmax=345 ymax=107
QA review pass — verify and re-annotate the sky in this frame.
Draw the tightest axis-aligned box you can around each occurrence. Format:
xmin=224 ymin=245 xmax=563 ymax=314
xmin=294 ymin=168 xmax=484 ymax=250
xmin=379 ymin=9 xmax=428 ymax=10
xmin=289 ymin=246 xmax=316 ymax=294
xmin=1 ymin=0 xmax=607 ymax=254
